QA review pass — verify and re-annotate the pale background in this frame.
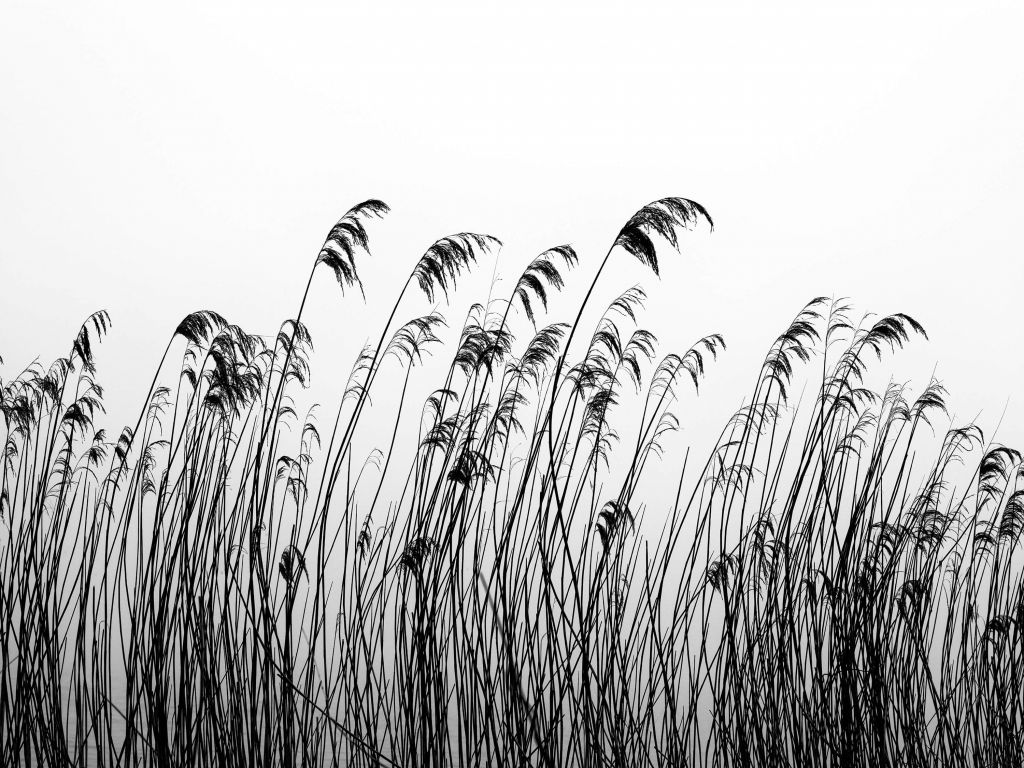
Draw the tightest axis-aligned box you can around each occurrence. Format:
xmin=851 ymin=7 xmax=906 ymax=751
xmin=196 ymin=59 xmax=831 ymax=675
xmin=3 ymin=0 xmax=1022 ymax=459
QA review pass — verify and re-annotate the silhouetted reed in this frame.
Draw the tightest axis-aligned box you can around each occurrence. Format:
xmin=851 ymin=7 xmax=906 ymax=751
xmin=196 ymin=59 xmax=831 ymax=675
xmin=1 ymin=199 xmax=1020 ymax=767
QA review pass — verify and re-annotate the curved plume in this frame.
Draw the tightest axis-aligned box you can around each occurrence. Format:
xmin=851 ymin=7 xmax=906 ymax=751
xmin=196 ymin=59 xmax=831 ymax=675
xmin=174 ymin=310 xmax=229 ymax=346
xmin=514 ymin=244 xmax=578 ymax=325
xmin=613 ymin=197 xmax=712 ymax=275
xmin=316 ymin=199 xmax=390 ymax=295
xmin=385 ymin=313 xmax=446 ymax=367
xmin=72 ymin=310 xmax=111 ymax=373
xmin=412 ymin=233 xmax=500 ymax=303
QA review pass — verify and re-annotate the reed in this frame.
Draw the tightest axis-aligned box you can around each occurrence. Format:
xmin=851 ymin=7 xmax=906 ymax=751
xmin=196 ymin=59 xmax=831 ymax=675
xmin=1 ymin=198 xmax=1020 ymax=767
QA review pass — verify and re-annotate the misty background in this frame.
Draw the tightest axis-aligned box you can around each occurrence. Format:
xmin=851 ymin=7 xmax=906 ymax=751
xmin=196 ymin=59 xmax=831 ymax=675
xmin=3 ymin=0 xmax=1022 ymax=460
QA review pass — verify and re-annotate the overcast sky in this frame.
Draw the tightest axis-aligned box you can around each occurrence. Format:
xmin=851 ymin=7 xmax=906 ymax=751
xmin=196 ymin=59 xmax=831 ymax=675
xmin=3 ymin=0 xmax=1022 ymax=455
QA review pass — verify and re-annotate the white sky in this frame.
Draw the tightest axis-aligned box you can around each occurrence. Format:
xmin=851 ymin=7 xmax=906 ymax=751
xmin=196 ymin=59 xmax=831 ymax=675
xmin=2 ymin=1 xmax=1023 ymax=455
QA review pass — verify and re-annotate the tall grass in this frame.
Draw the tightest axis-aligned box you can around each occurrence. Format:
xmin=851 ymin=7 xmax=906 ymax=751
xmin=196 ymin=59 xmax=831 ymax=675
xmin=1 ymin=198 xmax=1021 ymax=767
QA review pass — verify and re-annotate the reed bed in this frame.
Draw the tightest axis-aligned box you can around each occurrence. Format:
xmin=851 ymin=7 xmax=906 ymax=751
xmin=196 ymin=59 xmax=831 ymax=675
xmin=1 ymin=198 xmax=1021 ymax=767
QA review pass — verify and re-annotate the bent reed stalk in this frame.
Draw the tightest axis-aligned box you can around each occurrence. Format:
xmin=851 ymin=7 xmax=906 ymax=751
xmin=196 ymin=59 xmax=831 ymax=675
xmin=1 ymin=198 xmax=1021 ymax=767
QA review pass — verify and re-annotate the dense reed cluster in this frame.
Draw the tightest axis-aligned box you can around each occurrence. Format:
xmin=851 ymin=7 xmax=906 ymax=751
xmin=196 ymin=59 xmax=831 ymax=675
xmin=2 ymin=198 xmax=1021 ymax=767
